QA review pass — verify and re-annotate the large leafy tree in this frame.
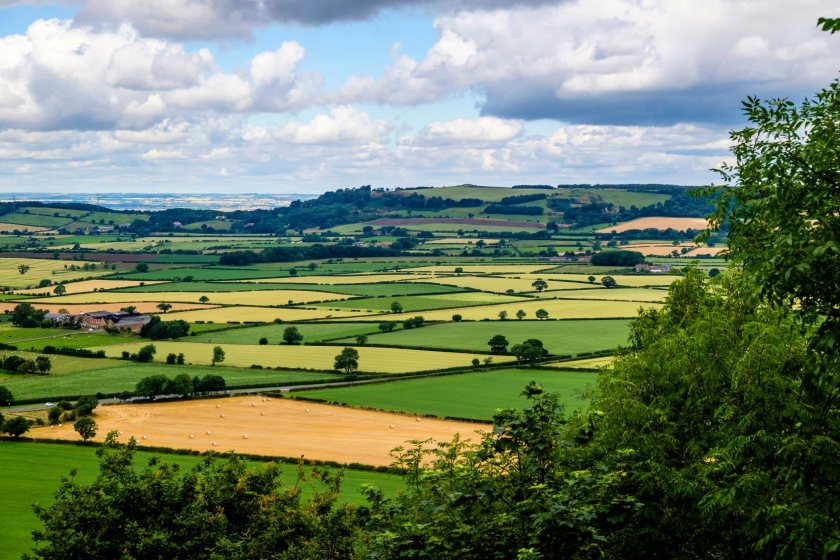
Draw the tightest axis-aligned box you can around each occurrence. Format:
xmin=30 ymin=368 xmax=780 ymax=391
xmin=25 ymin=434 xmax=357 ymax=560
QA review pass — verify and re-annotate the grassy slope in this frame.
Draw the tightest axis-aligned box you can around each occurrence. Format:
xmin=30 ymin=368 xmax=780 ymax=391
xmin=299 ymin=368 xmax=596 ymax=420
xmin=0 ymin=441 xmax=403 ymax=560
xmin=191 ymin=322 xmax=384 ymax=345
xmin=0 ymin=363 xmax=338 ymax=402
xmin=337 ymin=318 xmax=630 ymax=354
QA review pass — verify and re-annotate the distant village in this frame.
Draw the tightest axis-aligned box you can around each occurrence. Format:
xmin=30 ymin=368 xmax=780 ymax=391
xmin=44 ymin=310 xmax=151 ymax=333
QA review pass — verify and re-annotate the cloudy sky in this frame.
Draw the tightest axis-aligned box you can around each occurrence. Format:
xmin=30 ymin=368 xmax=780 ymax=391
xmin=0 ymin=0 xmax=837 ymax=193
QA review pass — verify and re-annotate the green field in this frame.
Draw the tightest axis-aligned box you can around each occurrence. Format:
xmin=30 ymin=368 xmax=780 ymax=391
xmin=299 ymin=368 xmax=596 ymax=420
xmin=190 ymin=322 xmax=385 ymax=345
xmin=117 ymin=281 xmax=467 ymax=297
xmin=336 ymin=318 xmax=630 ymax=354
xmin=22 ymin=332 xmax=135 ymax=352
xmin=0 ymin=212 xmax=73 ymax=228
xmin=0 ymin=441 xmax=403 ymax=560
xmin=313 ymin=292 xmax=526 ymax=312
xmin=0 ymin=362 xmax=338 ymax=402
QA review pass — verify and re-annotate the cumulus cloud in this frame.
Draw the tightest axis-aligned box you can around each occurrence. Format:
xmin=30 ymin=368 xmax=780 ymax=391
xmin=338 ymin=0 xmax=840 ymax=124
xmin=0 ymin=19 xmax=321 ymax=130
xmin=415 ymin=116 xmax=522 ymax=145
xmin=245 ymin=106 xmax=391 ymax=144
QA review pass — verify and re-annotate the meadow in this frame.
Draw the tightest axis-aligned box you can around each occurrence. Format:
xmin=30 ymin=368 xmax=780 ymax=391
xmin=312 ymin=291 xmax=526 ymax=312
xmin=1 ymin=362 xmax=338 ymax=402
xmin=191 ymin=322 xmax=386 ymax=344
xmin=91 ymin=341 xmax=514 ymax=373
xmin=0 ymin=258 xmax=113 ymax=289
xmin=0 ymin=441 xmax=404 ymax=560
xmin=32 ymin=289 xmax=355 ymax=306
xmin=337 ymin=318 xmax=630 ymax=354
xmin=117 ymin=280 xmax=467 ymax=296
xmin=299 ymin=368 xmax=596 ymax=420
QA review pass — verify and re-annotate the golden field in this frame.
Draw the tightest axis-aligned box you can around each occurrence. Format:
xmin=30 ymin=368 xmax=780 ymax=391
xmin=25 ymin=289 xmax=354 ymax=306
xmin=161 ymin=305 xmax=372 ymax=323
xmin=595 ymin=216 xmax=709 ymax=233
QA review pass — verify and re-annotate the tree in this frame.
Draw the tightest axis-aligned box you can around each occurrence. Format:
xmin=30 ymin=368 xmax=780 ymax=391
xmin=601 ymin=276 xmax=617 ymax=288
xmin=134 ymin=263 xmax=149 ymax=273
xmin=0 ymin=385 xmax=12 ymax=407
xmin=48 ymin=406 xmax=62 ymax=425
xmin=140 ymin=316 xmax=190 ymax=339
xmin=531 ymin=278 xmax=548 ymax=292
xmin=52 ymin=284 xmax=66 ymax=296
xmin=355 ymin=334 xmax=368 ymax=345
xmin=258 ymin=337 xmax=268 ymax=345
xmin=288 ymin=268 xmax=298 ymax=276
xmin=588 ymin=275 xmax=596 ymax=283
xmin=11 ymin=303 xmax=46 ymax=328
xmin=211 ymin=346 xmax=225 ymax=366
xmin=510 ymin=339 xmax=548 ymax=364
xmin=198 ymin=295 xmax=209 ymax=303
xmin=17 ymin=264 xmax=30 ymax=275
xmin=591 ymin=250 xmax=645 ymax=267
xmin=35 ymin=356 xmax=51 ymax=374
xmin=26 ymin=434 xmax=357 ymax=559
xmin=282 ymin=326 xmax=303 ymax=345
xmin=705 ymin=72 xmax=840 ymax=347
xmin=135 ymin=375 xmax=169 ymax=399
xmin=452 ymin=314 xmax=463 ymax=322
xmin=498 ymin=310 xmax=508 ymax=320
xmin=334 ymin=347 xmax=359 ymax=376
xmin=166 ymin=353 xmax=178 ymax=364
xmin=488 ymin=334 xmax=509 ymax=354
xmin=535 ymin=308 xmax=549 ymax=320
xmin=390 ymin=301 xmax=403 ymax=313
xmin=156 ymin=302 xmax=172 ymax=313
xmin=135 ymin=344 xmax=157 ymax=363
xmin=194 ymin=374 xmax=226 ymax=393
xmin=73 ymin=416 xmax=97 ymax=441
xmin=75 ymin=395 xmax=98 ymax=416
xmin=166 ymin=373 xmax=194 ymax=398
xmin=516 ymin=309 xmax=526 ymax=320
xmin=2 ymin=415 xmax=29 ymax=437
xmin=378 ymin=321 xmax=396 ymax=332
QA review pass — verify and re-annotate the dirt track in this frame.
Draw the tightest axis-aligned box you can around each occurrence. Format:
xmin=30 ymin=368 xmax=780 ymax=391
xmin=32 ymin=397 xmax=489 ymax=466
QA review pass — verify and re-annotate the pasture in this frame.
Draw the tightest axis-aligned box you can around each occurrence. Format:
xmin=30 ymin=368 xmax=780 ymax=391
xmin=313 ymin=292 xmax=525 ymax=312
xmin=191 ymin=322 xmax=384 ymax=344
xmin=30 ymin=397 xmax=488 ymax=466
xmin=0 ymin=258 xmax=113 ymax=289
xmin=404 ymin=274 xmax=590 ymax=293
xmin=161 ymin=305 xmax=369 ymax=323
xmin=31 ymin=289 xmax=355 ymax=306
xmin=91 ymin=341 xmax=514 ymax=373
xmin=15 ymin=279 xmax=163 ymax=295
xmin=338 ymin=318 xmax=630 ymax=354
xmin=300 ymin=368 xmax=596 ymax=420
xmin=1 ymin=362 xmax=337 ymax=402
xmin=0 ymin=441 xmax=403 ymax=560
xmin=379 ymin=297 xmax=660 ymax=321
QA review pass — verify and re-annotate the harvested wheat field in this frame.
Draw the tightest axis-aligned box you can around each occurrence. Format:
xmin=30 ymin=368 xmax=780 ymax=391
xmin=15 ymin=279 xmax=165 ymax=295
xmin=33 ymin=397 xmax=488 ymax=466
xmin=0 ymin=301 xmax=216 ymax=314
xmin=595 ymin=216 xmax=709 ymax=233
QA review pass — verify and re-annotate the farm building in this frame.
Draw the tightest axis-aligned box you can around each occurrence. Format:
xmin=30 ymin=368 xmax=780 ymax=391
xmin=635 ymin=264 xmax=673 ymax=274
xmin=79 ymin=311 xmax=151 ymax=332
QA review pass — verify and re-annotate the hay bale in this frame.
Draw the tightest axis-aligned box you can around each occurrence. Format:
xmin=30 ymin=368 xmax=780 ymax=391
xmin=220 ymin=414 xmax=225 ymax=418
xmin=189 ymin=434 xmax=194 ymax=439
xmin=206 ymin=430 xmax=212 ymax=435
xmin=389 ymin=424 xmax=394 ymax=429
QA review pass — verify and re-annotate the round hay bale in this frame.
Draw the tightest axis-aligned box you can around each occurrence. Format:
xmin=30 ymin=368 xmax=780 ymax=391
xmin=212 ymin=441 xmax=218 ymax=446
xmin=220 ymin=414 xmax=225 ymax=418
xmin=260 ymin=412 xmax=265 ymax=416
xmin=305 ymin=408 xmax=310 ymax=413
xmin=216 ymin=405 xmax=221 ymax=409
xmin=242 ymin=434 xmax=248 ymax=439
xmin=389 ymin=424 xmax=395 ymax=429
xmin=142 ymin=435 xmax=147 ymax=440
xmin=189 ymin=434 xmax=194 ymax=439
xmin=206 ymin=430 xmax=212 ymax=435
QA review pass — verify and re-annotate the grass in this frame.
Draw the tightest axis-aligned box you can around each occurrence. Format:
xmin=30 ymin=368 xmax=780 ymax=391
xmin=118 ymin=281 xmax=467 ymax=297
xmin=0 ymin=441 xmax=403 ymax=560
xmin=312 ymin=292 xmax=526 ymax=312
xmin=0 ymin=212 xmax=74 ymax=228
xmin=162 ymin=306 xmax=369 ymax=323
xmin=0 ymin=258 xmax=112 ymax=289
xmin=299 ymin=368 xmax=596 ymax=420
xmin=39 ymin=289 xmax=354 ymax=306
xmin=191 ymin=323 xmax=386 ymax=345
xmin=0 ymin=362 xmax=339 ymax=402
xmin=336 ymin=319 xmax=629 ymax=354
xmin=403 ymin=275 xmax=590 ymax=294
xmin=91 ymin=341 xmax=515 ymax=374
xmin=381 ymin=297 xmax=658 ymax=321
xmin=22 ymin=332 xmax=135 ymax=351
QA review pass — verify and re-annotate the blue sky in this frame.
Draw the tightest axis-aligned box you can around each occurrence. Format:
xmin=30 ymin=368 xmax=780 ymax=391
xmin=0 ymin=0 xmax=837 ymax=194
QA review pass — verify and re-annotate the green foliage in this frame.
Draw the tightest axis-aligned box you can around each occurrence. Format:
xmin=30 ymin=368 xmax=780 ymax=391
xmin=2 ymin=415 xmax=29 ymax=437
xmin=590 ymin=250 xmax=645 ymax=267
xmin=600 ymin=276 xmax=617 ymax=289
xmin=135 ymin=344 xmax=157 ymax=363
xmin=706 ymin=78 xmax=840 ymax=350
xmin=74 ymin=395 xmax=98 ymax=417
xmin=73 ymin=416 xmax=96 ymax=441
xmin=510 ymin=339 xmax=548 ymax=364
xmin=211 ymin=345 xmax=225 ymax=366
xmin=25 ymin=434 xmax=358 ymax=560
xmin=135 ymin=374 xmax=168 ymax=398
xmin=282 ymin=326 xmax=303 ymax=345
xmin=0 ymin=385 xmax=14 ymax=405
xmin=11 ymin=303 xmax=46 ymax=328
xmin=334 ymin=347 xmax=359 ymax=376
xmin=488 ymin=334 xmax=509 ymax=354
xmin=140 ymin=316 xmax=190 ymax=339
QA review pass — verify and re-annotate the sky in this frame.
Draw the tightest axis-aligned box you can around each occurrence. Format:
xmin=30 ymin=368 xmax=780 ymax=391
xmin=0 ymin=0 xmax=838 ymax=194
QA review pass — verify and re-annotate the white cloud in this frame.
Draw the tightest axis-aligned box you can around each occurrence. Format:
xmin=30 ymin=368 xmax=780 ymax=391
xmin=0 ymin=19 xmax=321 ymax=131
xmin=337 ymin=0 xmax=840 ymax=124
xmin=417 ymin=116 xmax=523 ymax=144
xmin=246 ymin=106 xmax=391 ymax=145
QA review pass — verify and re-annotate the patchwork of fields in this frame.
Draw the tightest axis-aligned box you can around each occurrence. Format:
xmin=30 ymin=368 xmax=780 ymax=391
xmin=0 ymin=199 xmax=727 ymax=560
